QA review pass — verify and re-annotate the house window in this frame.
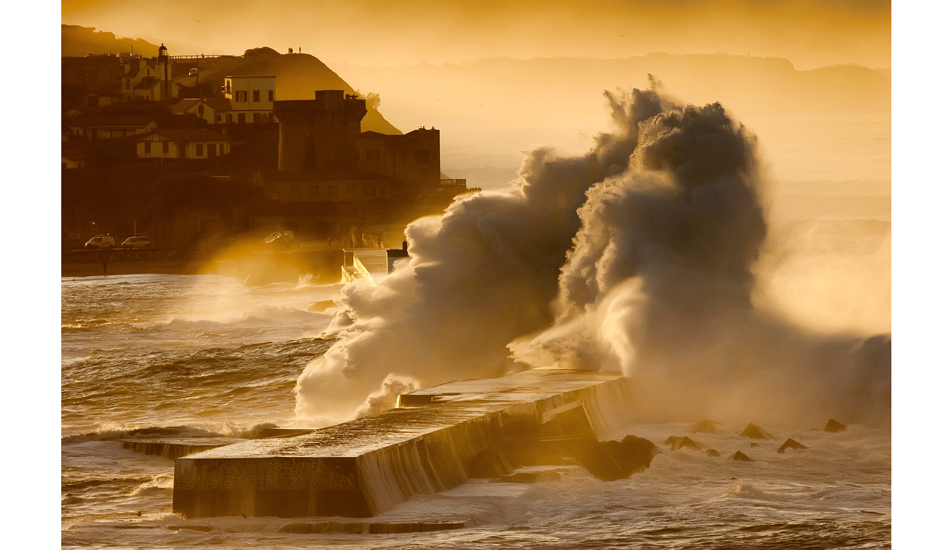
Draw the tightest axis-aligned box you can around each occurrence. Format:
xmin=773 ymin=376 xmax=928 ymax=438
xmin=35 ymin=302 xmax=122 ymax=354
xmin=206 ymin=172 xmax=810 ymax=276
xmin=217 ymin=114 xmax=224 ymax=122
xmin=253 ymin=90 xmax=260 ymax=102
xmin=253 ymin=113 xmax=261 ymax=123
xmin=268 ymin=90 xmax=274 ymax=102
xmin=196 ymin=143 xmax=204 ymax=157
xmin=238 ymin=113 xmax=246 ymax=123
xmin=145 ymin=141 xmax=152 ymax=154
xmin=162 ymin=141 xmax=169 ymax=154
xmin=237 ymin=90 xmax=247 ymax=102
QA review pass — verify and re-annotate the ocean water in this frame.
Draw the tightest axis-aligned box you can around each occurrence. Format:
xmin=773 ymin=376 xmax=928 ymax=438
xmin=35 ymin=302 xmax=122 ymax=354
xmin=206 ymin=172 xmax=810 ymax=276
xmin=61 ymin=273 xmax=890 ymax=549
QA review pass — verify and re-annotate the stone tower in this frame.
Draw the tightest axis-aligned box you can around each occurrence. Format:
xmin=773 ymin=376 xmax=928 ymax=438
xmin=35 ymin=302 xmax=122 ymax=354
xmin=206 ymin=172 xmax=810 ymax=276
xmin=273 ymin=91 xmax=367 ymax=172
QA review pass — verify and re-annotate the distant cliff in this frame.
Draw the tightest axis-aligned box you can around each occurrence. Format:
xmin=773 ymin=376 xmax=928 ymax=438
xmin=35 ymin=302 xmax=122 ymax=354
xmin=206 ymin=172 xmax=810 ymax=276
xmin=218 ymin=47 xmax=401 ymax=135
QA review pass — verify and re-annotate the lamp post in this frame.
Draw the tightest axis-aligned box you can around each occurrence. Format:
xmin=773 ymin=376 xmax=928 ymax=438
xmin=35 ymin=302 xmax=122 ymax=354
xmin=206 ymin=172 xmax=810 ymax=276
xmin=189 ymin=67 xmax=204 ymax=121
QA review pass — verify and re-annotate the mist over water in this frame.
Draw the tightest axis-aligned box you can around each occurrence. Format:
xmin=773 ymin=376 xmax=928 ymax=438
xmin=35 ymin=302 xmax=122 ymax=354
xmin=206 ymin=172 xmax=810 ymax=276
xmin=62 ymin=274 xmax=338 ymax=435
xmin=296 ymin=88 xmax=890 ymax=430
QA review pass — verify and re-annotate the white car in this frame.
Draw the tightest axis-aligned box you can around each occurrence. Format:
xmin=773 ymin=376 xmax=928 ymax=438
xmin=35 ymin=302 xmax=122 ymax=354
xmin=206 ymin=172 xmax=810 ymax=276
xmin=121 ymin=235 xmax=151 ymax=248
xmin=263 ymin=231 xmax=297 ymax=249
xmin=84 ymin=235 xmax=115 ymax=249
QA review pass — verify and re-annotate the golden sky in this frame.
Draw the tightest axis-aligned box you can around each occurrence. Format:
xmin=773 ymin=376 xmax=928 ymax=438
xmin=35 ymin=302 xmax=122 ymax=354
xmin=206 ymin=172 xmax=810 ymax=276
xmin=62 ymin=0 xmax=890 ymax=69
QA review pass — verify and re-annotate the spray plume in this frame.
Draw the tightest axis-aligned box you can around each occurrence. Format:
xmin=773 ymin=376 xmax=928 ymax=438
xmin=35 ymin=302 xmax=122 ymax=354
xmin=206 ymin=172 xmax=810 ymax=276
xmin=295 ymin=88 xmax=889 ymax=429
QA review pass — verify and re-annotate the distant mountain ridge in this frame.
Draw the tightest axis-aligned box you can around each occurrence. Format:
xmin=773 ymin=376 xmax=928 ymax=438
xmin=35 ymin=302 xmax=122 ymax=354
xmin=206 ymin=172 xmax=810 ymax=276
xmin=61 ymin=26 xmax=401 ymax=135
xmin=62 ymin=25 xmax=160 ymax=57
xmin=327 ymin=52 xmax=890 ymax=187
xmin=335 ymin=53 xmax=890 ymax=120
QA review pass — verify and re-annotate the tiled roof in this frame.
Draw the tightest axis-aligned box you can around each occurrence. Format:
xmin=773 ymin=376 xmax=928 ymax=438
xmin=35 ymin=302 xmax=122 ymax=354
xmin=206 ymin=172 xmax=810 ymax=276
xmin=68 ymin=116 xmax=156 ymax=127
xmin=134 ymin=76 xmax=159 ymax=90
xmin=170 ymin=99 xmax=201 ymax=112
xmin=205 ymin=98 xmax=234 ymax=112
xmin=138 ymin=128 xmax=230 ymax=142
xmin=171 ymin=97 xmax=234 ymax=114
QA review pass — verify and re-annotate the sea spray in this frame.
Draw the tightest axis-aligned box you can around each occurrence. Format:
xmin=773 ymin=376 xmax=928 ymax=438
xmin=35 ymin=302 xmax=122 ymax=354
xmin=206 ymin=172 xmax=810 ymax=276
xmin=294 ymin=88 xmax=672 ymax=421
xmin=295 ymin=88 xmax=890 ymax=429
xmin=514 ymin=99 xmax=889 ymax=428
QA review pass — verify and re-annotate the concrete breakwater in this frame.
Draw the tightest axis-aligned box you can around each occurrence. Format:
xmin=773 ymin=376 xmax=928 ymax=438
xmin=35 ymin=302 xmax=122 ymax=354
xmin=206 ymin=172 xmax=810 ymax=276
xmin=120 ymin=437 xmax=242 ymax=460
xmin=173 ymin=369 xmax=632 ymax=518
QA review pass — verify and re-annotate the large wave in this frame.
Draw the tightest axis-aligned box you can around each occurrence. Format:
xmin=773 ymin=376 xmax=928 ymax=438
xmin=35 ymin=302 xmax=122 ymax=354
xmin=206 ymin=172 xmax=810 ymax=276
xmin=294 ymin=87 xmax=890 ymax=429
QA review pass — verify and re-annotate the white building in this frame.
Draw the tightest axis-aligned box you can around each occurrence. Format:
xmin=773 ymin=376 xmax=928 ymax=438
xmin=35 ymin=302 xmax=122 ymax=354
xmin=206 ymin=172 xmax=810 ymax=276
xmin=223 ymin=75 xmax=276 ymax=123
xmin=118 ymin=44 xmax=179 ymax=102
xmin=136 ymin=129 xmax=231 ymax=160
xmin=169 ymin=97 xmax=235 ymax=125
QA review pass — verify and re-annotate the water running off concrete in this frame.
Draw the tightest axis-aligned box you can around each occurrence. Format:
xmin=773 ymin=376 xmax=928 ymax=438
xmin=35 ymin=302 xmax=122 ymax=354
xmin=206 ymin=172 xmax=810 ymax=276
xmin=173 ymin=368 xmax=630 ymax=518
xmin=341 ymin=248 xmax=388 ymax=285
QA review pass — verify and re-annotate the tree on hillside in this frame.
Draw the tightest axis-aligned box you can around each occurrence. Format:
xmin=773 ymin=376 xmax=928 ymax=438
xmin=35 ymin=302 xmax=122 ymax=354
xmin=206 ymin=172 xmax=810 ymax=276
xmin=355 ymin=90 xmax=381 ymax=110
xmin=244 ymin=47 xmax=280 ymax=58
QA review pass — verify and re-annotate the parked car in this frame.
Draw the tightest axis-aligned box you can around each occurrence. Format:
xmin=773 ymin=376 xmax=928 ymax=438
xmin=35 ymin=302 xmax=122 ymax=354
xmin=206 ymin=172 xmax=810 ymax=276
xmin=84 ymin=235 xmax=115 ymax=249
xmin=121 ymin=235 xmax=151 ymax=248
xmin=263 ymin=231 xmax=297 ymax=250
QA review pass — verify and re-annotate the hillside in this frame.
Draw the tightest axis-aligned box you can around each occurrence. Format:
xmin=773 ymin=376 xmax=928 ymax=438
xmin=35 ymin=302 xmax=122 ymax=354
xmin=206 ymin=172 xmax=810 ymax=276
xmin=61 ymin=26 xmax=401 ymax=135
xmin=202 ymin=47 xmax=400 ymax=134
xmin=62 ymin=25 xmax=160 ymax=57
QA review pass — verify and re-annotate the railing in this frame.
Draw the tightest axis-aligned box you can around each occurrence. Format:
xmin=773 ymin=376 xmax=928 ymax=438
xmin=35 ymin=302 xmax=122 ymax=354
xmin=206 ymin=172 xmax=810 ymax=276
xmin=440 ymin=178 xmax=467 ymax=186
xmin=168 ymin=54 xmax=227 ymax=60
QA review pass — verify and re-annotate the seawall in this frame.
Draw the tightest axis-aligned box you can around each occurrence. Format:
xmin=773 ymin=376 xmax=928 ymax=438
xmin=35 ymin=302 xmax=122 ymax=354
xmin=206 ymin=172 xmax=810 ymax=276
xmin=173 ymin=369 xmax=631 ymax=518
xmin=62 ymin=247 xmax=345 ymax=282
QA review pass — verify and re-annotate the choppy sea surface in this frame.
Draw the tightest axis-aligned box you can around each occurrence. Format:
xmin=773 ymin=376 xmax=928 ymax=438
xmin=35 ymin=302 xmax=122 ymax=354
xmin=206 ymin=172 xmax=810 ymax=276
xmin=62 ymin=273 xmax=890 ymax=549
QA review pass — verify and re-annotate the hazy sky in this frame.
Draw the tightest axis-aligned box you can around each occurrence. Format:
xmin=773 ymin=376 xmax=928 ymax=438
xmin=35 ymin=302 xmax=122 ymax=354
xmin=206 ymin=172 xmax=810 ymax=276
xmin=62 ymin=0 xmax=890 ymax=70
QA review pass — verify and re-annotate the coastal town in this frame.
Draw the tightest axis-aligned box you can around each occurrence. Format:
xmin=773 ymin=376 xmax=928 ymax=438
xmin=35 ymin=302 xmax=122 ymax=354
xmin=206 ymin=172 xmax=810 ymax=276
xmin=62 ymin=41 xmax=476 ymax=273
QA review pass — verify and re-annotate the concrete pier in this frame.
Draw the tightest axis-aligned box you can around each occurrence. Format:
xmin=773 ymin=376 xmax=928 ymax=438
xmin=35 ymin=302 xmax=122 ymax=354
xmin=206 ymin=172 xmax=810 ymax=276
xmin=173 ymin=369 xmax=629 ymax=518
xmin=120 ymin=437 xmax=241 ymax=460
